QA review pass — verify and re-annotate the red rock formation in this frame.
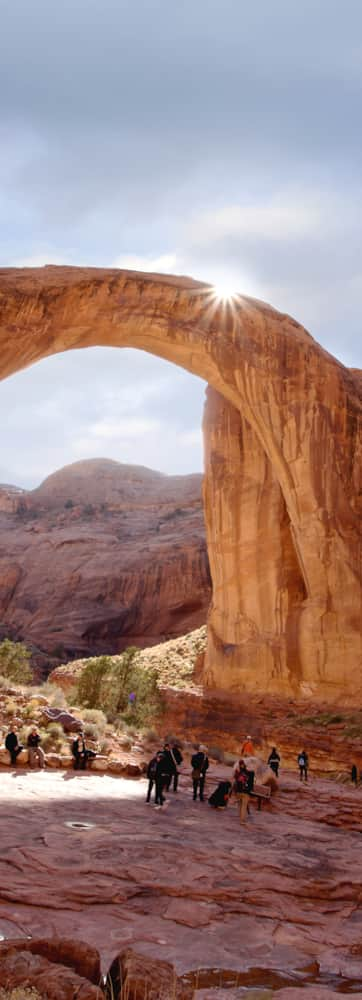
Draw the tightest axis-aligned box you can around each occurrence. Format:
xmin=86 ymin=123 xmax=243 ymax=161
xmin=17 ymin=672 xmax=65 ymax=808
xmin=0 ymin=459 xmax=210 ymax=665
xmin=0 ymin=266 xmax=360 ymax=701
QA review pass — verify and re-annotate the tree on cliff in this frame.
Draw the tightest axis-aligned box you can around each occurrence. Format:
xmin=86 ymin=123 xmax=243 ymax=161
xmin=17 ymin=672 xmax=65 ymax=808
xmin=0 ymin=638 xmax=32 ymax=684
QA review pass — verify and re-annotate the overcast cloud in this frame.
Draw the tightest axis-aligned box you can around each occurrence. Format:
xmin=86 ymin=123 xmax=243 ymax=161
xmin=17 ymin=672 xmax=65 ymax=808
xmin=1 ymin=0 xmax=361 ymax=488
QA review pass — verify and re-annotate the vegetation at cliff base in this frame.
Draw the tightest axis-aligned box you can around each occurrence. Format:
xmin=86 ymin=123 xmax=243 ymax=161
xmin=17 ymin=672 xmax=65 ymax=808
xmin=75 ymin=646 xmax=163 ymax=725
xmin=0 ymin=637 xmax=32 ymax=684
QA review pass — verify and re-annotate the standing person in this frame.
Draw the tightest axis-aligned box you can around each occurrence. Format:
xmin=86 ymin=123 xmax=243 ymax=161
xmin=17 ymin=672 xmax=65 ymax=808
xmin=146 ymin=751 xmax=162 ymax=803
xmin=240 ymin=735 xmax=254 ymax=756
xmin=268 ymin=747 xmax=280 ymax=777
xmin=155 ymin=750 xmax=167 ymax=807
xmin=233 ymin=759 xmax=254 ymax=824
xmin=162 ymin=743 xmax=176 ymax=791
xmin=27 ymin=727 xmax=45 ymax=769
xmin=171 ymin=743 xmax=183 ymax=792
xmin=351 ymin=763 xmax=358 ymax=786
xmin=298 ymin=750 xmax=309 ymax=782
xmin=191 ymin=745 xmax=209 ymax=801
xmin=72 ymin=732 xmax=87 ymax=770
xmin=5 ymin=725 xmax=24 ymax=767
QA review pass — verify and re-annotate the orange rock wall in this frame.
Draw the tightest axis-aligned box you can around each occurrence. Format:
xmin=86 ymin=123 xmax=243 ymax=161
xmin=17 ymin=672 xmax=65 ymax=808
xmin=0 ymin=266 xmax=360 ymax=701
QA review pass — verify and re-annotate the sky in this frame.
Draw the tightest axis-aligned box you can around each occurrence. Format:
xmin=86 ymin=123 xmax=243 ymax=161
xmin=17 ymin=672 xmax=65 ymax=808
xmin=1 ymin=0 xmax=362 ymax=488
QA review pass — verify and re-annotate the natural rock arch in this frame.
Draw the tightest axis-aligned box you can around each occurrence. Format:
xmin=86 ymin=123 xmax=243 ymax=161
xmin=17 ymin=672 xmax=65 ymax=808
xmin=0 ymin=266 xmax=361 ymax=701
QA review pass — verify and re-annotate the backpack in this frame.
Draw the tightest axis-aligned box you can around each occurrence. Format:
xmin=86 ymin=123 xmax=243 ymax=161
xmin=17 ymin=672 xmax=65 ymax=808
xmin=298 ymin=754 xmax=305 ymax=767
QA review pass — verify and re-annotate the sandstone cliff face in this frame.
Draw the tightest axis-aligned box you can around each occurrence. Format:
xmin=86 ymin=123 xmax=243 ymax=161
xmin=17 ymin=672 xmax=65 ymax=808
xmin=0 ymin=266 xmax=360 ymax=700
xmin=0 ymin=459 xmax=210 ymax=665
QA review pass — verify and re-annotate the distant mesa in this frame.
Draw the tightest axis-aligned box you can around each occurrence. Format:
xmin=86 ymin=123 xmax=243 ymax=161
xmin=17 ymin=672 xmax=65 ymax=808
xmin=0 ymin=458 xmax=210 ymax=673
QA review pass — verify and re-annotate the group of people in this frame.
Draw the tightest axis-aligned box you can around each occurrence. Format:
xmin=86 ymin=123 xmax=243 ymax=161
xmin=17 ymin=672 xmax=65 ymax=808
xmin=4 ymin=723 xmax=97 ymax=771
xmin=146 ymin=742 xmax=184 ymax=805
xmin=5 ymin=724 xmax=45 ymax=768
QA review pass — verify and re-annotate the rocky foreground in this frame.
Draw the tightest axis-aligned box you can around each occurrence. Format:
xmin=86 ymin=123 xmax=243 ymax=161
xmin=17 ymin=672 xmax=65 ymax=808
xmin=0 ymin=765 xmax=361 ymax=998
xmin=0 ymin=459 xmax=210 ymax=671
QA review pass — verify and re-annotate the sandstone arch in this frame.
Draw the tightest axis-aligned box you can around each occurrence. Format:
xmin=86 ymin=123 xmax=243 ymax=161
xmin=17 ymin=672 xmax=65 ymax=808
xmin=0 ymin=266 xmax=361 ymax=701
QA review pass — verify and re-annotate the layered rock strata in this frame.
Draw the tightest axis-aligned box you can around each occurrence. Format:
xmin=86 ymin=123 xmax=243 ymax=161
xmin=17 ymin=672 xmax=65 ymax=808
xmin=0 ymin=266 xmax=360 ymax=700
xmin=0 ymin=459 xmax=210 ymax=664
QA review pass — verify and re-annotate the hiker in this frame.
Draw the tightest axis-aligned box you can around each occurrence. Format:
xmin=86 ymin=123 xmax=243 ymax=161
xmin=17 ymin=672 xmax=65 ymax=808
xmin=162 ymin=743 xmax=177 ymax=791
xmin=5 ymin=725 xmax=24 ymax=767
xmin=268 ymin=747 xmax=280 ymax=777
xmin=240 ymin=735 xmax=254 ymax=756
xmin=146 ymin=751 xmax=163 ymax=803
xmin=298 ymin=750 xmax=309 ymax=782
xmin=191 ymin=744 xmax=209 ymax=801
xmin=233 ymin=759 xmax=255 ymax=824
xmin=351 ymin=763 xmax=358 ymax=786
xmin=208 ymin=780 xmax=232 ymax=809
xmin=27 ymin=727 xmax=45 ymax=769
xmin=155 ymin=750 xmax=168 ymax=806
xmin=171 ymin=743 xmax=183 ymax=791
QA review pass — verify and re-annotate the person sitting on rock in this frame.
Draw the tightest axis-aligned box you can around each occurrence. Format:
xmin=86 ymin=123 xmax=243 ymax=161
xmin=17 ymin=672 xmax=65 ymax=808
xmin=146 ymin=751 xmax=163 ymax=803
xmin=71 ymin=731 xmax=96 ymax=770
xmin=240 ymin=735 xmax=255 ymax=756
xmin=191 ymin=745 xmax=209 ymax=801
xmin=27 ymin=726 xmax=45 ymax=769
xmin=233 ymin=759 xmax=255 ymax=824
xmin=298 ymin=750 xmax=309 ymax=782
xmin=5 ymin=725 xmax=24 ymax=767
xmin=267 ymin=747 xmax=280 ymax=777
xmin=208 ymin=780 xmax=232 ymax=809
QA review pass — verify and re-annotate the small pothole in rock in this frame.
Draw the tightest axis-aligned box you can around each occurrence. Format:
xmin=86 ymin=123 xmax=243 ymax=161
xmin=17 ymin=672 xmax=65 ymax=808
xmin=65 ymin=821 xmax=95 ymax=830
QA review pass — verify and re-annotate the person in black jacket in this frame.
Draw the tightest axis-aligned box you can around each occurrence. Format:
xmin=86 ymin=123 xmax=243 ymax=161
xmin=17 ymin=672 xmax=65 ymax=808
xmin=5 ymin=725 xmax=23 ymax=766
xmin=155 ymin=751 xmax=168 ymax=806
xmin=191 ymin=745 xmax=209 ymax=801
xmin=162 ymin=743 xmax=176 ymax=791
xmin=171 ymin=743 xmax=183 ymax=792
xmin=208 ymin=780 xmax=232 ymax=809
xmin=267 ymin=747 xmax=280 ymax=777
xmin=146 ymin=751 xmax=162 ymax=803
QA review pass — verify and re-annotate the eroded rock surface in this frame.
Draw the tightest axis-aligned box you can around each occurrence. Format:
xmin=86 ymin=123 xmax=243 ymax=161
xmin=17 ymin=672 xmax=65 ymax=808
xmin=0 ymin=458 xmax=210 ymax=666
xmin=0 ymin=266 xmax=360 ymax=700
xmin=0 ymin=769 xmax=361 ymax=991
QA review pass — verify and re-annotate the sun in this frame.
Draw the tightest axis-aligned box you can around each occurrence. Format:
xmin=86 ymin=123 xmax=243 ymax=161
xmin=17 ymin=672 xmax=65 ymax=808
xmin=211 ymin=280 xmax=239 ymax=303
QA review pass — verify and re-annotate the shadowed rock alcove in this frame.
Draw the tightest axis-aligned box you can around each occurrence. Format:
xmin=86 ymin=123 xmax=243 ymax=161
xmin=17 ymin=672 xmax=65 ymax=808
xmin=0 ymin=266 xmax=361 ymax=701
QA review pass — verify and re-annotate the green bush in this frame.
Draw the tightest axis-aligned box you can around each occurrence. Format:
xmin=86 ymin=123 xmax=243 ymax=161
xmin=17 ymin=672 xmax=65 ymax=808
xmin=76 ymin=648 xmax=163 ymax=728
xmin=0 ymin=638 xmax=32 ymax=684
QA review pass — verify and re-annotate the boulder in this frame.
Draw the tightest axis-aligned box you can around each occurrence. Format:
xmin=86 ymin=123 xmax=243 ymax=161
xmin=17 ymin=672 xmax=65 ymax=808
xmin=41 ymin=707 xmax=83 ymax=732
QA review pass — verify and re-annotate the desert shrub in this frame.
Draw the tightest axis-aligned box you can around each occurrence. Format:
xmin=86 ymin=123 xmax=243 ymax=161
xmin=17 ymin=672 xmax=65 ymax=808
xmin=5 ymin=698 xmax=18 ymax=716
xmin=46 ymin=722 xmax=64 ymax=740
xmin=0 ymin=638 xmax=32 ymax=684
xmin=83 ymin=721 xmax=100 ymax=741
xmin=81 ymin=707 xmax=107 ymax=733
xmin=39 ymin=681 xmax=67 ymax=707
xmin=100 ymin=738 xmax=112 ymax=754
xmin=0 ymin=673 xmax=11 ymax=688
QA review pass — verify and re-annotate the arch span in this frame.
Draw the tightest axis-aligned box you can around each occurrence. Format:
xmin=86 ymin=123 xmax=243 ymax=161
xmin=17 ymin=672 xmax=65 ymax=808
xmin=0 ymin=266 xmax=361 ymax=701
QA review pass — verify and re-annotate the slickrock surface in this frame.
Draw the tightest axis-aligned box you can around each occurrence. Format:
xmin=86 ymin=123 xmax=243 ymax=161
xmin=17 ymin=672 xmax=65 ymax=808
xmin=0 ymin=459 xmax=210 ymax=667
xmin=0 ymin=266 xmax=360 ymax=700
xmin=0 ymin=768 xmax=361 ymax=993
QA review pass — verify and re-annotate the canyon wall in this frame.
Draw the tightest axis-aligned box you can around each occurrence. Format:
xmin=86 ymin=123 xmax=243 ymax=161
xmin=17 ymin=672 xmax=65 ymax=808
xmin=0 ymin=459 xmax=210 ymax=664
xmin=0 ymin=266 xmax=360 ymax=700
